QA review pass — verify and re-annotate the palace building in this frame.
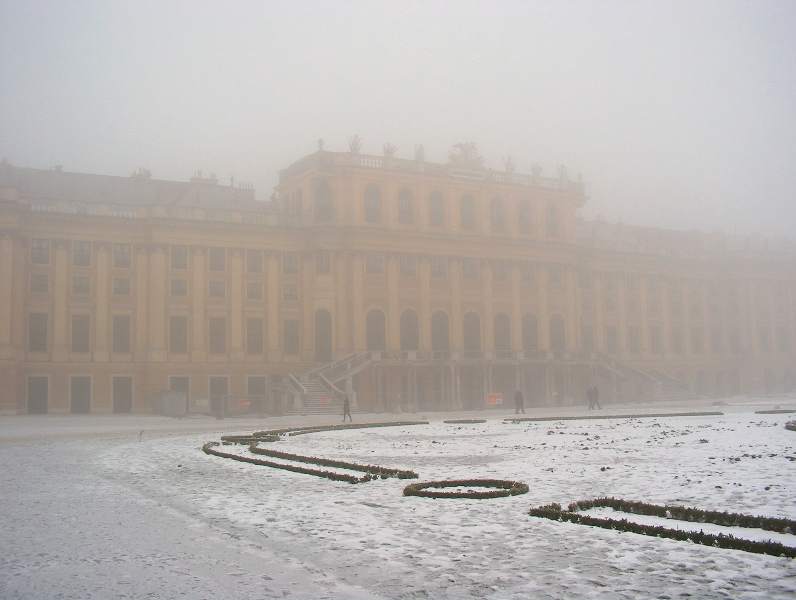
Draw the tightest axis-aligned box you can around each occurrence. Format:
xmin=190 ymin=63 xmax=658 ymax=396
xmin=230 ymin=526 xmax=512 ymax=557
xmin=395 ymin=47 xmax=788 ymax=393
xmin=0 ymin=146 xmax=794 ymax=415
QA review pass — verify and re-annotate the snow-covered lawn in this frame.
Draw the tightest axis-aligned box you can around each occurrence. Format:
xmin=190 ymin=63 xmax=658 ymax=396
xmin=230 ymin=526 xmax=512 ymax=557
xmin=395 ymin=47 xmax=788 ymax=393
xmin=97 ymin=409 xmax=796 ymax=599
xmin=1 ymin=401 xmax=794 ymax=599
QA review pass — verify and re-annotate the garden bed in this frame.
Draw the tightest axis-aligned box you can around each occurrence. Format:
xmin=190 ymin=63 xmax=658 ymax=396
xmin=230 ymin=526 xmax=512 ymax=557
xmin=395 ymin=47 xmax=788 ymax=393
xmin=404 ymin=479 xmax=529 ymax=499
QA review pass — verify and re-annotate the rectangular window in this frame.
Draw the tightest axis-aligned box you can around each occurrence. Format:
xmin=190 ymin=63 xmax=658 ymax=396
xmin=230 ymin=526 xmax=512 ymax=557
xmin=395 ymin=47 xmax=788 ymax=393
xmin=169 ymin=376 xmax=190 ymax=407
xmin=316 ymin=253 xmax=330 ymax=274
xmin=521 ymin=264 xmax=533 ymax=285
xmin=398 ymin=194 xmax=414 ymax=224
xmin=169 ymin=315 xmax=188 ymax=353
xmin=429 ymin=194 xmax=444 ymax=226
xmin=113 ymin=244 xmax=131 ymax=268
xmin=711 ymin=328 xmax=723 ymax=353
xmin=208 ymin=280 xmax=226 ymax=298
xmin=691 ymin=327 xmax=704 ymax=353
xmin=460 ymin=197 xmax=475 ymax=230
xmin=171 ymin=278 xmax=188 ymax=297
xmin=30 ymin=273 xmax=49 ymax=294
xmin=112 ymin=376 xmax=133 ymax=413
xmin=112 ymin=315 xmax=130 ymax=353
xmin=493 ymin=262 xmax=508 ymax=282
xmin=72 ymin=241 xmax=91 ymax=267
xmin=399 ymin=255 xmax=416 ymax=277
xmin=171 ymin=245 xmax=188 ymax=270
xmin=31 ymin=239 xmax=50 ymax=264
xmin=672 ymin=328 xmax=684 ymax=354
xmin=605 ymin=326 xmax=618 ymax=354
xmin=28 ymin=313 xmax=48 ymax=352
xmin=246 ymin=317 xmax=264 ymax=354
xmin=548 ymin=266 xmax=563 ymax=288
xmin=208 ymin=247 xmax=225 ymax=271
xmin=627 ymin=326 xmax=640 ymax=354
xmin=208 ymin=317 xmax=226 ymax=354
xmin=71 ymin=315 xmax=90 ymax=353
xmin=113 ymin=277 xmax=130 ymax=296
xmin=365 ymin=255 xmax=384 ymax=275
xmin=650 ymin=326 xmax=663 ymax=354
xmin=462 ymin=258 xmax=479 ymax=279
xmin=246 ymin=280 xmax=263 ymax=301
xmin=246 ymin=249 xmax=263 ymax=273
xmin=431 ymin=256 xmax=447 ymax=279
xmin=282 ymin=285 xmax=298 ymax=303
xmin=517 ymin=202 xmax=531 ymax=235
xmin=72 ymin=275 xmax=90 ymax=296
xmin=282 ymin=254 xmax=298 ymax=274
xmin=283 ymin=319 xmax=299 ymax=355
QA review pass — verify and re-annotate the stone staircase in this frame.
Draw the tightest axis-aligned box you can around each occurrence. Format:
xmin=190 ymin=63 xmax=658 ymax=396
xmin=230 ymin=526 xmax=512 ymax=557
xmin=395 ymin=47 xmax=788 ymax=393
xmin=288 ymin=352 xmax=373 ymax=415
xmin=594 ymin=354 xmax=696 ymax=403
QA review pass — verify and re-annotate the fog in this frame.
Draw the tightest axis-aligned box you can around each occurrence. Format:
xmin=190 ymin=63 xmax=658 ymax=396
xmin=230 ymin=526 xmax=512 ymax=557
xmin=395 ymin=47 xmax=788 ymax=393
xmin=1 ymin=0 xmax=795 ymax=235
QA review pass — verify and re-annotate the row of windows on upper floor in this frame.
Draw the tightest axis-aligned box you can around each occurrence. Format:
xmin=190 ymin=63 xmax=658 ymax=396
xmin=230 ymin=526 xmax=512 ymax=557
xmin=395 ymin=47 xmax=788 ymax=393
xmin=26 ymin=240 xmax=795 ymax=312
xmin=285 ymin=184 xmax=564 ymax=237
xmin=24 ymin=309 xmax=792 ymax=359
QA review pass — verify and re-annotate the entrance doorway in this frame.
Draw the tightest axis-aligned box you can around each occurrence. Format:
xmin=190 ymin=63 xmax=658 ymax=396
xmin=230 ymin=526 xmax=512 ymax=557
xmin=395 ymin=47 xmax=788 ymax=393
xmin=209 ymin=376 xmax=229 ymax=415
xmin=27 ymin=376 xmax=48 ymax=414
xmin=70 ymin=376 xmax=91 ymax=414
xmin=112 ymin=376 xmax=133 ymax=413
xmin=314 ymin=309 xmax=332 ymax=362
xmin=169 ymin=376 xmax=190 ymax=413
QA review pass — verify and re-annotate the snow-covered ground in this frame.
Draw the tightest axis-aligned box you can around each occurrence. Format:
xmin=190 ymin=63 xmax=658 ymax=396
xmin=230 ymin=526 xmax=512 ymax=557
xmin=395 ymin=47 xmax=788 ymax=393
xmin=1 ymin=398 xmax=795 ymax=599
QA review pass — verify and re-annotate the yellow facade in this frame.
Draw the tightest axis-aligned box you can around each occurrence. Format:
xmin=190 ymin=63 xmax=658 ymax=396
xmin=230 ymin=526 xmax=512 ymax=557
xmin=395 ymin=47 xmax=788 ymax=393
xmin=0 ymin=151 xmax=794 ymax=414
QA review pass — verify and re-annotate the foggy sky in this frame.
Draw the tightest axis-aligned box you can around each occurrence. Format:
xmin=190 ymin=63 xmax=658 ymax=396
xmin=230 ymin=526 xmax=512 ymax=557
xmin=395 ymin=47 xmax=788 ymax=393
xmin=1 ymin=0 xmax=794 ymax=236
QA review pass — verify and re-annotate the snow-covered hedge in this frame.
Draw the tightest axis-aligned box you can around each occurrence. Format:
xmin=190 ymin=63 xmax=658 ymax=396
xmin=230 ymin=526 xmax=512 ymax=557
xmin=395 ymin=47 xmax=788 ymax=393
xmin=403 ymin=479 xmax=529 ymax=499
xmin=785 ymin=421 xmax=796 ymax=432
xmin=202 ymin=442 xmax=367 ymax=483
xmin=529 ymin=499 xmax=796 ymax=558
xmin=248 ymin=443 xmax=418 ymax=480
xmin=505 ymin=411 xmax=723 ymax=424
xmin=443 ymin=419 xmax=487 ymax=424
xmin=568 ymin=497 xmax=796 ymax=533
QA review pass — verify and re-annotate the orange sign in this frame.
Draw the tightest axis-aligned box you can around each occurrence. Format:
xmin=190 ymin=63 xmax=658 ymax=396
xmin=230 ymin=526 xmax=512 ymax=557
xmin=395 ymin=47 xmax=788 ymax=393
xmin=486 ymin=392 xmax=503 ymax=406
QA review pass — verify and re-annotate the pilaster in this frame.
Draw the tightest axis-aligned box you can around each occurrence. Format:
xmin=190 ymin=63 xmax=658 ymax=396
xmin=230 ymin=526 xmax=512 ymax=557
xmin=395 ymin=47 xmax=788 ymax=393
xmin=93 ymin=241 xmax=110 ymax=361
xmin=52 ymin=239 xmax=69 ymax=361
xmin=191 ymin=247 xmax=206 ymax=362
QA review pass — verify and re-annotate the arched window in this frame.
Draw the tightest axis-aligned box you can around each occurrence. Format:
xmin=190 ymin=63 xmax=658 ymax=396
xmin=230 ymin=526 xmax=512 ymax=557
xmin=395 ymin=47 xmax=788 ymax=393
xmin=431 ymin=311 xmax=450 ymax=353
xmin=490 ymin=198 xmax=504 ymax=232
xmin=493 ymin=313 xmax=511 ymax=354
xmin=522 ymin=314 xmax=538 ymax=352
xmin=460 ymin=195 xmax=475 ymax=230
xmin=398 ymin=189 xmax=414 ymax=225
xmin=428 ymin=192 xmax=444 ymax=226
xmin=314 ymin=179 xmax=334 ymax=223
xmin=546 ymin=204 xmax=559 ymax=238
xmin=364 ymin=184 xmax=381 ymax=224
xmin=400 ymin=309 xmax=419 ymax=351
xmin=314 ymin=309 xmax=332 ymax=362
xmin=581 ymin=319 xmax=594 ymax=352
xmin=463 ymin=312 xmax=481 ymax=355
xmin=366 ymin=310 xmax=386 ymax=351
xmin=550 ymin=315 xmax=566 ymax=354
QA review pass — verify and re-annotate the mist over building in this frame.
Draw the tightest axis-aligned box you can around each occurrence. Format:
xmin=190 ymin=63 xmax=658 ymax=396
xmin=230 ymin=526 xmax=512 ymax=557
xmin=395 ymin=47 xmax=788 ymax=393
xmin=1 ymin=142 xmax=793 ymax=415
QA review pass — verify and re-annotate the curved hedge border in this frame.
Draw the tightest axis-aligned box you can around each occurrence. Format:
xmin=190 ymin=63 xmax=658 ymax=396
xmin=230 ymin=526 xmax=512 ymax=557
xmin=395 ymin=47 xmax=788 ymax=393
xmin=404 ymin=479 xmax=529 ymax=499
xmin=529 ymin=499 xmax=796 ymax=558
xmin=505 ymin=411 xmax=723 ymax=424
xmin=443 ymin=419 xmax=487 ymax=424
xmin=202 ymin=442 xmax=367 ymax=484
xmin=249 ymin=443 xmax=418 ymax=479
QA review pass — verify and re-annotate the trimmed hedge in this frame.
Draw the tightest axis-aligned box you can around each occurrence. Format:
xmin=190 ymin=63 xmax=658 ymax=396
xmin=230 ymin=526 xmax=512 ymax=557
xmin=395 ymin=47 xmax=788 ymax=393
xmin=249 ymin=420 xmax=429 ymax=439
xmin=785 ymin=421 xmax=796 ymax=432
xmin=506 ymin=411 xmax=723 ymax=424
xmin=249 ymin=443 xmax=418 ymax=479
xmin=404 ymin=479 xmax=529 ymax=499
xmin=443 ymin=419 xmax=487 ymax=424
xmin=202 ymin=441 xmax=367 ymax=484
xmin=567 ymin=497 xmax=795 ymax=533
xmin=529 ymin=499 xmax=796 ymax=558
xmin=755 ymin=409 xmax=795 ymax=415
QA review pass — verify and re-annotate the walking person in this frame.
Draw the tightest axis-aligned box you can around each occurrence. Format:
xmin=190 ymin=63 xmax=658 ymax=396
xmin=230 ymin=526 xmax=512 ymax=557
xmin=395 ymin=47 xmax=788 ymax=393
xmin=342 ymin=392 xmax=353 ymax=422
xmin=586 ymin=386 xmax=595 ymax=410
xmin=592 ymin=385 xmax=601 ymax=410
xmin=514 ymin=389 xmax=526 ymax=414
